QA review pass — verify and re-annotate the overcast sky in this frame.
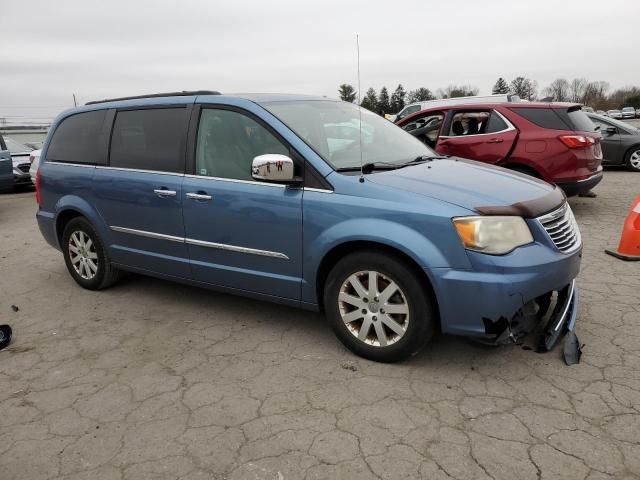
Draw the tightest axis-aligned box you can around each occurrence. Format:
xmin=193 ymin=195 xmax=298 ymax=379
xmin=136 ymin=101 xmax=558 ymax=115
xmin=1 ymin=0 xmax=638 ymax=124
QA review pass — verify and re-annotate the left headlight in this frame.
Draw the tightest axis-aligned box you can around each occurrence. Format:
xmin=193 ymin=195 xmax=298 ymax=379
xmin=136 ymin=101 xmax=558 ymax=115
xmin=452 ymin=216 xmax=534 ymax=255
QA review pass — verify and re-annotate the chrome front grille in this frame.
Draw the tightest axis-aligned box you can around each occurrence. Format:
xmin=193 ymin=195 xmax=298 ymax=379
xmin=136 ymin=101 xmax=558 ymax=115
xmin=538 ymin=203 xmax=581 ymax=253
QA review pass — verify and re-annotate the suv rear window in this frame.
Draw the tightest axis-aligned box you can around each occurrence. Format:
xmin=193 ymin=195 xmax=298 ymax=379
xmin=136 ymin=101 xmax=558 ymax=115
xmin=47 ymin=110 xmax=107 ymax=164
xmin=109 ymin=108 xmax=186 ymax=173
xmin=564 ymin=108 xmax=596 ymax=132
xmin=510 ymin=107 xmax=596 ymax=132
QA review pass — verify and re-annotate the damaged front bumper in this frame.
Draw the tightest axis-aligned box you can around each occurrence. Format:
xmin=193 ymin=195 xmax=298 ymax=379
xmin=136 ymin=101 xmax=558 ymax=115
xmin=428 ymin=238 xmax=581 ymax=348
xmin=486 ymin=279 xmax=578 ymax=350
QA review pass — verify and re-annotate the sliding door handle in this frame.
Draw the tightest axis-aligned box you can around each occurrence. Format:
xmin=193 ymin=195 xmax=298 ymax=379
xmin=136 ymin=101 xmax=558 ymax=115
xmin=186 ymin=192 xmax=212 ymax=201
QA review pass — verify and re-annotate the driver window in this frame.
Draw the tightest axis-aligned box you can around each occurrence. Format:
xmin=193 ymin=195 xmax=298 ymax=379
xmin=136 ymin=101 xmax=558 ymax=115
xmin=196 ymin=109 xmax=289 ymax=180
xmin=401 ymin=113 xmax=443 ymax=148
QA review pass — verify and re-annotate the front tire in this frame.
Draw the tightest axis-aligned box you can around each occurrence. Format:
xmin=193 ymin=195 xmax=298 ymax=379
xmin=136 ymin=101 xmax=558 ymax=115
xmin=62 ymin=217 xmax=121 ymax=290
xmin=323 ymin=250 xmax=435 ymax=363
xmin=626 ymin=147 xmax=640 ymax=172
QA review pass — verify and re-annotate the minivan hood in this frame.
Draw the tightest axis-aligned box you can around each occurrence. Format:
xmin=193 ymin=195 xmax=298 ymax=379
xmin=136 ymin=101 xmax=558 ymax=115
xmin=367 ymin=158 xmax=563 ymax=217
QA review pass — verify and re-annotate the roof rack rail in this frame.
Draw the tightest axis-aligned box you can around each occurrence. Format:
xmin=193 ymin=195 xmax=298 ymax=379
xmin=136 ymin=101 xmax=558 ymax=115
xmin=85 ymin=90 xmax=221 ymax=105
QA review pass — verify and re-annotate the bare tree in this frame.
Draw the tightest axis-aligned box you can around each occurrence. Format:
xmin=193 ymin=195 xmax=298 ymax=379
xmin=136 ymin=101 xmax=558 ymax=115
xmin=436 ymin=85 xmax=479 ymax=99
xmin=569 ymin=78 xmax=587 ymax=103
xmin=543 ymin=78 xmax=570 ymax=102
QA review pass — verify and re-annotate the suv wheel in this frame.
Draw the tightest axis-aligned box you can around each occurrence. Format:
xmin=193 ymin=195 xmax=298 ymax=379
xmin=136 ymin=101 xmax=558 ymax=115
xmin=626 ymin=147 xmax=640 ymax=172
xmin=323 ymin=251 xmax=435 ymax=362
xmin=62 ymin=217 xmax=120 ymax=290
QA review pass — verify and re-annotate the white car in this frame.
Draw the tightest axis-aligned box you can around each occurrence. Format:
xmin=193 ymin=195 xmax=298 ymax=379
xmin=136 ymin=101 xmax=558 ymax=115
xmin=607 ymin=109 xmax=623 ymax=119
xmin=29 ymin=149 xmax=41 ymax=184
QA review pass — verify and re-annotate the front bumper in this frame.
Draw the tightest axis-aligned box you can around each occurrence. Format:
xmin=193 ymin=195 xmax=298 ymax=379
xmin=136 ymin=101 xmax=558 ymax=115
xmin=427 ymin=230 xmax=581 ymax=346
xmin=13 ymin=169 xmax=33 ymax=185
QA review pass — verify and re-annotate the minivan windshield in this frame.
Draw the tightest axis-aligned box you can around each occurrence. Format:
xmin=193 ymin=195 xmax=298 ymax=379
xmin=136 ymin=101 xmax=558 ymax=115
xmin=261 ymin=100 xmax=437 ymax=171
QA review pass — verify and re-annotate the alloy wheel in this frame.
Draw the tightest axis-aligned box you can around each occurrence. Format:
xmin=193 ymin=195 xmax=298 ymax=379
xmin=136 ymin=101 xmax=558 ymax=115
xmin=69 ymin=230 xmax=98 ymax=280
xmin=338 ymin=270 xmax=409 ymax=347
xmin=630 ymin=150 xmax=640 ymax=170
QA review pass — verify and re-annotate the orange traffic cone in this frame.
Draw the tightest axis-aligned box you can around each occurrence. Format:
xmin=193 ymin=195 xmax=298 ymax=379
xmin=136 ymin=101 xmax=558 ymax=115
xmin=605 ymin=194 xmax=640 ymax=261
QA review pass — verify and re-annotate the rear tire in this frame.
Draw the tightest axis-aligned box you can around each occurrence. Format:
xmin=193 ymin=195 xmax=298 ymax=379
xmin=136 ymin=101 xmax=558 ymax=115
xmin=625 ymin=147 xmax=640 ymax=172
xmin=62 ymin=217 xmax=121 ymax=290
xmin=323 ymin=250 xmax=435 ymax=363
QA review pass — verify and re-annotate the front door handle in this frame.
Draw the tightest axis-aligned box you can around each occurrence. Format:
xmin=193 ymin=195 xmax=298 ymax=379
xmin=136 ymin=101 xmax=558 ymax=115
xmin=186 ymin=192 xmax=212 ymax=201
xmin=154 ymin=188 xmax=177 ymax=197
xmin=486 ymin=138 xmax=504 ymax=144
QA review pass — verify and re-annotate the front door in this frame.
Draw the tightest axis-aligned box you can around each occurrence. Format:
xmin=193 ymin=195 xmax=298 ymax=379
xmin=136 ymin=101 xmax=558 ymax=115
xmin=92 ymin=107 xmax=191 ymax=277
xmin=436 ymin=109 xmax=518 ymax=164
xmin=182 ymin=107 xmax=303 ymax=300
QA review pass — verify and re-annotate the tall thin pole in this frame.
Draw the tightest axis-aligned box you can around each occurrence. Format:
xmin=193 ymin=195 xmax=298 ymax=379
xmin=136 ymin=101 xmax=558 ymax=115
xmin=72 ymin=94 xmax=77 ymax=107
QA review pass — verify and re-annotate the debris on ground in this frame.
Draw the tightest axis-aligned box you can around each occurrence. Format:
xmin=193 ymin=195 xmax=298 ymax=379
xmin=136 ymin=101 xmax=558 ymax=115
xmin=0 ymin=325 xmax=13 ymax=351
xmin=340 ymin=362 xmax=358 ymax=372
xmin=563 ymin=331 xmax=583 ymax=365
xmin=10 ymin=305 xmax=19 ymax=312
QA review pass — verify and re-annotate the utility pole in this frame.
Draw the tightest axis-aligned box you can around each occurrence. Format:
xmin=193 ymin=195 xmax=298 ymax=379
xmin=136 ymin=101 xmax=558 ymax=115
xmin=73 ymin=94 xmax=77 ymax=107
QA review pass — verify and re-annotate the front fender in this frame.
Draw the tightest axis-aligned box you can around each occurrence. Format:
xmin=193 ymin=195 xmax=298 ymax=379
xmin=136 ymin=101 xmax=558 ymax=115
xmin=301 ymin=217 xmax=471 ymax=305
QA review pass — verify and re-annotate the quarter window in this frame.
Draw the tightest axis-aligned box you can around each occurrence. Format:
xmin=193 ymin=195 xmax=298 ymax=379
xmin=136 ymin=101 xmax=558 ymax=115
xmin=47 ymin=110 xmax=107 ymax=164
xmin=195 ymin=109 xmax=289 ymax=181
xmin=510 ymin=108 xmax=568 ymax=130
xmin=484 ymin=111 xmax=509 ymax=133
xmin=109 ymin=108 xmax=186 ymax=172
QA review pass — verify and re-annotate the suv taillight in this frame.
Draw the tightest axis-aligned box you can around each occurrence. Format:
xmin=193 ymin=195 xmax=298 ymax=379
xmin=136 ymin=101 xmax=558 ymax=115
xmin=35 ymin=169 xmax=41 ymax=204
xmin=558 ymin=135 xmax=596 ymax=149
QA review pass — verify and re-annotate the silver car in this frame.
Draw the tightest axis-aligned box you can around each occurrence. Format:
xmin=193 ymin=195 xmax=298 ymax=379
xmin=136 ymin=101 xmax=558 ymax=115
xmin=4 ymin=137 xmax=33 ymax=187
xmin=621 ymin=107 xmax=636 ymax=119
xmin=607 ymin=109 xmax=623 ymax=119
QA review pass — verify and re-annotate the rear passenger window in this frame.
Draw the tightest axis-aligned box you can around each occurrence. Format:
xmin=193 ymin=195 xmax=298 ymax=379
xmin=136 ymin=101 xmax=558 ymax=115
xmin=511 ymin=108 xmax=569 ymax=130
xmin=110 ymin=108 xmax=186 ymax=172
xmin=448 ymin=111 xmax=491 ymax=136
xmin=195 ymin=108 xmax=289 ymax=181
xmin=47 ymin=110 xmax=107 ymax=164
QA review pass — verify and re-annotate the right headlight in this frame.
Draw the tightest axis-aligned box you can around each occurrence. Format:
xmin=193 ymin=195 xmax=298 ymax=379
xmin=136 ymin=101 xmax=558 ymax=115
xmin=452 ymin=216 xmax=534 ymax=255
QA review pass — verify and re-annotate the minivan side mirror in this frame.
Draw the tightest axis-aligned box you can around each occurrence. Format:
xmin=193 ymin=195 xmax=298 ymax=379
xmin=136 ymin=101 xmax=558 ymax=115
xmin=605 ymin=126 xmax=617 ymax=135
xmin=251 ymin=154 xmax=296 ymax=183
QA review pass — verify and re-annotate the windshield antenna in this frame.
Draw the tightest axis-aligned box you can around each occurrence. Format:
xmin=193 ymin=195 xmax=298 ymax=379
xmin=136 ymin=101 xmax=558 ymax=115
xmin=356 ymin=34 xmax=364 ymax=183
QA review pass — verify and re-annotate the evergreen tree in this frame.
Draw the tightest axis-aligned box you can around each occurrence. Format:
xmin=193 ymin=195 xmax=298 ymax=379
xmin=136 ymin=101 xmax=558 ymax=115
xmin=338 ymin=84 xmax=357 ymax=103
xmin=390 ymin=84 xmax=406 ymax=112
xmin=510 ymin=77 xmax=538 ymax=101
xmin=360 ymin=88 xmax=378 ymax=111
xmin=377 ymin=86 xmax=391 ymax=115
xmin=492 ymin=77 xmax=510 ymax=94
xmin=406 ymin=88 xmax=435 ymax=104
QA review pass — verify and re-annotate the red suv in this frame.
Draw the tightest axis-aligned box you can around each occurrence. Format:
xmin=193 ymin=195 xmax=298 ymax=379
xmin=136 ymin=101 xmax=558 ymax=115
xmin=396 ymin=102 xmax=603 ymax=196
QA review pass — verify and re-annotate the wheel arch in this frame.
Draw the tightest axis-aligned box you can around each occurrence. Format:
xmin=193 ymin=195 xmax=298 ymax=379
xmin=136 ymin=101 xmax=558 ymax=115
xmin=315 ymin=240 xmax=441 ymax=327
xmin=55 ymin=208 xmax=86 ymax=247
xmin=624 ymin=143 xmax=640 ymax=163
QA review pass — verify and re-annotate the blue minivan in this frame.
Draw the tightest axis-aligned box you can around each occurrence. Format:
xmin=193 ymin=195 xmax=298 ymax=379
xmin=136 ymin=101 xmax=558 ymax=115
xmin=36 ymin=91 xmax=581 ymax=362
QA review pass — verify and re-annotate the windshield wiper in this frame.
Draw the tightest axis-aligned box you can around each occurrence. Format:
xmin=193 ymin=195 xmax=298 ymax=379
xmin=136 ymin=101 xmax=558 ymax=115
xmin=336 ymin=155 xmax=446 ymax=174
xmin=336 ymin=162 xmax=401 ymax=174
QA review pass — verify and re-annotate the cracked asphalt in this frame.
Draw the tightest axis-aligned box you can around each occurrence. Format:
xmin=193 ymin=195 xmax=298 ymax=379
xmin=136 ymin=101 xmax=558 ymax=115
xmin=1 ymin=171 xmax=639 ymax=480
